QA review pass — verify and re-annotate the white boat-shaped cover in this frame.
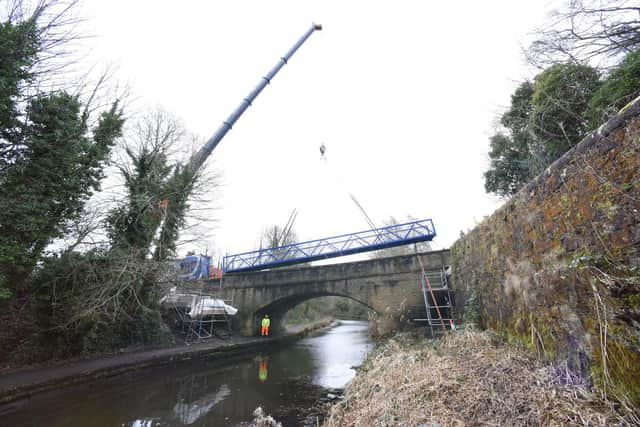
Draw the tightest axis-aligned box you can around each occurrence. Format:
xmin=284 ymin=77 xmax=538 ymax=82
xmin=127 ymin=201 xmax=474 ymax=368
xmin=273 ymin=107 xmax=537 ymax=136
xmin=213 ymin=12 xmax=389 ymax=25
xmin=188 ymin=296 xmax=238 ymax=317
xmin=161 ymin=288 xmax=238 ymax=317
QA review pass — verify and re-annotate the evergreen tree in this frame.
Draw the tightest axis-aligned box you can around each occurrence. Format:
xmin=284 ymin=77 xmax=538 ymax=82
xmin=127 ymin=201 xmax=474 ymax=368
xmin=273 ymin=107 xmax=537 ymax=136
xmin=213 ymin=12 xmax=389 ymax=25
xmin=0 ymin=4 xmax=124 ymax=297
xmin=484 ymin=82 xmax=535 ymax=197
xmin=529 ymin=63 xmax=601 ymax=164
xmin=0 ymin=11 xmax=38 ymax=159
xmin=586 ymin=49 xmax=640 ymax=129
xmin=0 ymin=94 xmax=122 ymax=294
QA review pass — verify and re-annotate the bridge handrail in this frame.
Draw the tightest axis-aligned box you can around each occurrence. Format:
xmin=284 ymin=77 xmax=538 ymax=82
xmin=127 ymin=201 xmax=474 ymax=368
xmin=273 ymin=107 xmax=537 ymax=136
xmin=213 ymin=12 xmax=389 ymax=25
xmin=222 ymin=218 xmax=436 ymax=273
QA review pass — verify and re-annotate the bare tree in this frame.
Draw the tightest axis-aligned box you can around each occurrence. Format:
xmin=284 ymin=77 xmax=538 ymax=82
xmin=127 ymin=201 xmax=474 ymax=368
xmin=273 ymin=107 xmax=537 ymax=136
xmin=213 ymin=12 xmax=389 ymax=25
xmin=259 ymin=224 xmax=298 ymax=249
xmin=528 ymin=0 xmax=640 ymax=68
xmin=105 ymin=107 xmax=220 ymax=261
xmin=368 ymin=215 xmax=432 ymax=259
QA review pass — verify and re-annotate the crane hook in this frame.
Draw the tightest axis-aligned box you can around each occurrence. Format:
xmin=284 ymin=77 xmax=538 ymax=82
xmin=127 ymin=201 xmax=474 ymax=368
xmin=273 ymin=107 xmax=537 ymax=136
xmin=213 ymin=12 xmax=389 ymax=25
xmin=319 ymin=143 xmax=326 ymax=159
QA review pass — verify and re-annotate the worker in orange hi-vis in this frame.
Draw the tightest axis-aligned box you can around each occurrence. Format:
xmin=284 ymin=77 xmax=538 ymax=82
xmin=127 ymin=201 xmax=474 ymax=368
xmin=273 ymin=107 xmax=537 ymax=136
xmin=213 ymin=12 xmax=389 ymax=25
xmin=261 ymin=315 xmax=270 ymax=336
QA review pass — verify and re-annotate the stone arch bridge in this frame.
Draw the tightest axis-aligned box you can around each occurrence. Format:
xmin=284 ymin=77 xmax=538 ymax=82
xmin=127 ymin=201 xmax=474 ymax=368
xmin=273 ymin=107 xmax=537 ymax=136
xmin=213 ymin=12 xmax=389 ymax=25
xmin=204 ymin=250 xmax=451 ymax=335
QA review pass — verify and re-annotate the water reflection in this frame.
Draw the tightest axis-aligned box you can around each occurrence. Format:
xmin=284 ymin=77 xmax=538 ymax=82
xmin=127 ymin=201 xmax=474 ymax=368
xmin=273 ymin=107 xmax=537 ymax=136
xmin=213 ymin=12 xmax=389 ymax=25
xmin=130 ymin=420 xmax=156 ymax=427
xmin=1 ymin=320 xmax=372 ymax=427
xmin=307 ymin=320 xmax=374 ymax=388
xmin=173 ymin=383 xmax=231 ymax=424
xmin=279 ymin=320 xmax=374 ymax=388
xmin=258 ymin=358 xmax=268 ymax=383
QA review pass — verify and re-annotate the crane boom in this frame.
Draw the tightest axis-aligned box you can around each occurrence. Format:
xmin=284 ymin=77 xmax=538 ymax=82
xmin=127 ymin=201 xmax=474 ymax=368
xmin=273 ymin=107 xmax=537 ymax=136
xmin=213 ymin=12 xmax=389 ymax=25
xmin=190 ymin=22 xmax=322 ymax=171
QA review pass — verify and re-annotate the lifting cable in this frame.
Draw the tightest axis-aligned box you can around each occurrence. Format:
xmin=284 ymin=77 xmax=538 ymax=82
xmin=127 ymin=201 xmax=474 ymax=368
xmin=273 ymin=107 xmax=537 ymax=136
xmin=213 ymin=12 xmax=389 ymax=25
xmin=276 ymin=154 xmax=324 ymax=245
xmin=278 ymin=207 xmax=298 ymax=245
xmin=277 ymin=143 xmax=379 ymax=243
xmin=348 ymin=192 xmax=377 ymax=231
xmin=322 ymin=148 xmax=378 ymax=233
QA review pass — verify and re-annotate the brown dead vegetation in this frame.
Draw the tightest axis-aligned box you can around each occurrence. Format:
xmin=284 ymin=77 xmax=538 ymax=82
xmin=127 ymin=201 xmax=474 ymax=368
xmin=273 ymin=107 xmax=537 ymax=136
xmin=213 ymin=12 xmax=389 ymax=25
xmin=324 ymin=327 xmax=638 ymax=426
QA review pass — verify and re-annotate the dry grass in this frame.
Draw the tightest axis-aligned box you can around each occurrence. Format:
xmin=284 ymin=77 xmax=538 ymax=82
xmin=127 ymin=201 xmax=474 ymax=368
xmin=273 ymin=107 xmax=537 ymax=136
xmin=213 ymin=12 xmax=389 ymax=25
xmin=324 ymin=327 xmax=637 ymax=426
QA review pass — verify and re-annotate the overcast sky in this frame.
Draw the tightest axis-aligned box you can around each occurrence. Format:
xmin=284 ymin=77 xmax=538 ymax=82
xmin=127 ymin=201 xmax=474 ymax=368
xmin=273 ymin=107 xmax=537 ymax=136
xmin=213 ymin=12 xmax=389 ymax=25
xmin=80 ymin=0 xmax=556 ymax=261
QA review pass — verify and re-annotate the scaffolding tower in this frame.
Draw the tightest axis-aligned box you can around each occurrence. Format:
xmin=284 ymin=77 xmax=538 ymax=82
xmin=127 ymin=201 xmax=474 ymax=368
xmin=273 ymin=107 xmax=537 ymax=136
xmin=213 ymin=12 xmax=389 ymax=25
xmin=413 ymin=255 xmax=455 ymax=338
xmin=164 ymin=275 xmax=235 ymax=344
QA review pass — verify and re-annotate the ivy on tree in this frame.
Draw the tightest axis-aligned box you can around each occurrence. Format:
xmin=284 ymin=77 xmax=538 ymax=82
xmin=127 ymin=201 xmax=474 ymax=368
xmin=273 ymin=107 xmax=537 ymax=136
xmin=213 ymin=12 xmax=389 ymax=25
xmin=0 ymin=4 xmax=124 ymax=297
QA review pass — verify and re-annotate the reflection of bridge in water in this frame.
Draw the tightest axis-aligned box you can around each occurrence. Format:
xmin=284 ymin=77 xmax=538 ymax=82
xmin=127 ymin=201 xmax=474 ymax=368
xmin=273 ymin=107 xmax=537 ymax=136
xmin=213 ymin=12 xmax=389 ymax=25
xmin=222 ymin=218 xmax=436 ymax=273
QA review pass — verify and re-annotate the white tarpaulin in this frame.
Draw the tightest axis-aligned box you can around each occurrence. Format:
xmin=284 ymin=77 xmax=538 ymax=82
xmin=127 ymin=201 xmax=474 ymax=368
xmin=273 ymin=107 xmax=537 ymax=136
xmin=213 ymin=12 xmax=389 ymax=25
xmin=188 ymin=296 xmax=238 ymax=317
xmin=161 ymin=288 xmax=238 ymax=317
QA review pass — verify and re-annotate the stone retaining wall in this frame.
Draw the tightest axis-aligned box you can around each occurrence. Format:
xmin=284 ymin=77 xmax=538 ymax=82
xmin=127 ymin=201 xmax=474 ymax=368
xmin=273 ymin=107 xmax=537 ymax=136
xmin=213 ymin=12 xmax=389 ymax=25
xmin=451 ymin=98 xmax=640 ymax=404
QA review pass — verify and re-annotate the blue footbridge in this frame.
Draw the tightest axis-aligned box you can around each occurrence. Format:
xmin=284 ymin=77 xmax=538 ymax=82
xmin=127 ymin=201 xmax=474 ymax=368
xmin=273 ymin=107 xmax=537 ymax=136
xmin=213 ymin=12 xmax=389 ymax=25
xmin=222 ymin=218 xmax=436 ymax=273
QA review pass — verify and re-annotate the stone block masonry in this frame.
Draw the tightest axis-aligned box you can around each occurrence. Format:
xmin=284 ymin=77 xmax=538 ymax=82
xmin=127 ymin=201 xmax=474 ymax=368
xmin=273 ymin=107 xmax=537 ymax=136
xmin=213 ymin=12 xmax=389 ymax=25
xmin=451 ymin=97 xmax=640 ymax=405
xmin=216 ymin=250 xmax=450 ymax=337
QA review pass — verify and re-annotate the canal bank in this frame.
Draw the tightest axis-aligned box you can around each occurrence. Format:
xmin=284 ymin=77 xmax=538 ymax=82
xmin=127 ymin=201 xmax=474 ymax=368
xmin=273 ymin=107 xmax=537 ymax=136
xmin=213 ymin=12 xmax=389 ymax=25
xmin=323 ymin=326 xmax=637 ymax=426
xmin=0 ymin=319 xmax=336 ymax=405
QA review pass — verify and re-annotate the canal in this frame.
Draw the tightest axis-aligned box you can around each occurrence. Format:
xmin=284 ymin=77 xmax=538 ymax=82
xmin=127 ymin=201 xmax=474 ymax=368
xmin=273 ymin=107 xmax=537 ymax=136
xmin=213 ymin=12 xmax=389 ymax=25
xmin=0 ymin=320 xmax=374 ymax=426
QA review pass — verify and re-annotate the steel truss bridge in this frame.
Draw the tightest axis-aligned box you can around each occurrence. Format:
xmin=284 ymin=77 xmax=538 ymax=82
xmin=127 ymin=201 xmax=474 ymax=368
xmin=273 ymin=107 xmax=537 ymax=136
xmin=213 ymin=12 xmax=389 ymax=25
xmin=222 ymin=218 xmax=436 ymax=273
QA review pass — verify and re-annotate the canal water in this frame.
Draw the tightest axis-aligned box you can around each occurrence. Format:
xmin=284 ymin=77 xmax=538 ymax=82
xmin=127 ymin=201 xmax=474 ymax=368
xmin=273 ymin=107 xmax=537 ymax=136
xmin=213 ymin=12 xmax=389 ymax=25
xmin=0 ymin=320 xmax=374 ymax=426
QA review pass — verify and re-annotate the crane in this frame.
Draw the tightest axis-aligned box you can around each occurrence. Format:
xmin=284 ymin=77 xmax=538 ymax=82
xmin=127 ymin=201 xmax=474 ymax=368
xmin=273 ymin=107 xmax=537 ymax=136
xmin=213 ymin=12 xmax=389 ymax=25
xmin=190 ymin=22 xmax=322 ymax=171
xmin=177 ymin=23 xmax=322 ymax=279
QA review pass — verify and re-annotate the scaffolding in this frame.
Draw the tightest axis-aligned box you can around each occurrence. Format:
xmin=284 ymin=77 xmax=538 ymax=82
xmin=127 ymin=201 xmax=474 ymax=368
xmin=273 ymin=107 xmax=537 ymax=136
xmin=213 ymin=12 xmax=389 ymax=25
xmin=162 ymin=275 xmax=236 ymax=344
xmin=412 ymin=255 xmax=455 ymax=338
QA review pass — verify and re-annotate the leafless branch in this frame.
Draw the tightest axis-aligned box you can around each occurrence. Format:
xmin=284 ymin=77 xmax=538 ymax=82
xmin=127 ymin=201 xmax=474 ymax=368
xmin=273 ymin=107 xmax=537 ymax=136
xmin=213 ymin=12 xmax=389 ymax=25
xmin=528 ymin=0 xmax=640 ymax=68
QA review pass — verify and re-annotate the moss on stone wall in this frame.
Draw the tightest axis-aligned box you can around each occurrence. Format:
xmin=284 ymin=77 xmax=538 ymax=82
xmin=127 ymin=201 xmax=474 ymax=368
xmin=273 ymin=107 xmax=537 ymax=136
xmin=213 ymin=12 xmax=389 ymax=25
xmin=451 ymin=100 xmax=640 ymax=407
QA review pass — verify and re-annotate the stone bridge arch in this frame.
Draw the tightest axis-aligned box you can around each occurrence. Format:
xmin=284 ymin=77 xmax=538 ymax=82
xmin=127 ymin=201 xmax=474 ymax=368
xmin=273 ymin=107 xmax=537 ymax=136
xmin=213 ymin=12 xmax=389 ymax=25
xmin=252 ymin=292 xmax=373 ymax=336
xmin=214 ymin=250 xmax=450 ymax=336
